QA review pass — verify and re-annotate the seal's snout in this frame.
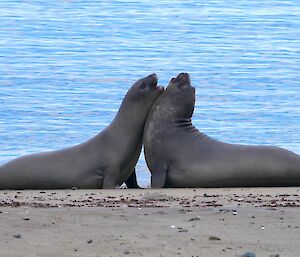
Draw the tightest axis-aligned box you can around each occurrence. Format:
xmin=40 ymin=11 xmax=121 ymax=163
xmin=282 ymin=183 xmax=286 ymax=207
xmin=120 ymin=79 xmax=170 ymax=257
xmin=149 ymin=73 xmax=158 ymax=83
xmin=147 ymin=73 xmax=158 ymax=86
xmin=177 ymin=73 xmax=190 ymax=83
xmin=178 ymin=72 xmax=189 ymax=79
xmin=146 ymin=74 xmax=164 ymax=92
xmin=170 ymin=72 xmax=191 ymax=89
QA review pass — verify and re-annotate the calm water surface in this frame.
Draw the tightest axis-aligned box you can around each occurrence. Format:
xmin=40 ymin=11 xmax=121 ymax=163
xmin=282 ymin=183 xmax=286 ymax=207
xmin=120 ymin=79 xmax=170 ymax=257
xmin=0 ymin=1 xmax=300 ymax=186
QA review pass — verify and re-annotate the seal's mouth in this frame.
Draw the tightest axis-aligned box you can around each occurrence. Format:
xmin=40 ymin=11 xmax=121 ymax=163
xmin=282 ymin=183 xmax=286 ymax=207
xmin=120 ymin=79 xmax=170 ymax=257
xmin=148 ymin=73 xmax=164 ymax=92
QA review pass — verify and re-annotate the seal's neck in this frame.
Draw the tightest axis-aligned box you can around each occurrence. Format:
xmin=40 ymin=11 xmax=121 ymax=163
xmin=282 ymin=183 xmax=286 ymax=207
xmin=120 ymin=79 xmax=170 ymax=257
xmin=173 ymin=118 xmax=207 ymax=139
xmin=112 ymin=101 xmax=147 ymax=133
xmin=86 ymin=101 xmax=146 ymax=156
xmin=175 ymin=118 xmax=193 ymax=127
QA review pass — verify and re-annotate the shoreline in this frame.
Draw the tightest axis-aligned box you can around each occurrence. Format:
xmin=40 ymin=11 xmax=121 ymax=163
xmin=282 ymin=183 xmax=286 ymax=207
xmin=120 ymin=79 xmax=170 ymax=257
xmin=1 ymin=187 xmax=299 ymax=208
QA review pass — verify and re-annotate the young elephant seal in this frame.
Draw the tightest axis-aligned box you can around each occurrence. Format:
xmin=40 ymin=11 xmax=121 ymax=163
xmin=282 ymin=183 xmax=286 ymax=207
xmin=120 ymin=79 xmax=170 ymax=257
xmin=0 ymin=74 xmax=163 ymax=189
xmin=144 ymin=73 xmax=300 ymax=188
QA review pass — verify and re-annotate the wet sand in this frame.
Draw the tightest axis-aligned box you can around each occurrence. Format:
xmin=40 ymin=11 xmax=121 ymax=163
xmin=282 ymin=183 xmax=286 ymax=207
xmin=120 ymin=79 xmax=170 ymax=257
xmin=0 ymin=188 xmax=300 ymax=257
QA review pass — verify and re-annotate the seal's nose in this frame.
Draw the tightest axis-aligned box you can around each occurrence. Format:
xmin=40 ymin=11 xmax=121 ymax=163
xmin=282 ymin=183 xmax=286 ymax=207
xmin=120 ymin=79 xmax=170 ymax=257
xmin=148 ymin=73 xmax=157 ymax=80
xmin=149 ymin=73 xmax=158 ymax=84
xmin=177 ymin=73 xmax=191 ymax=87
xmin=177 ymin=73 xmax=190 ymax=81
xmin=146 ymin=73 xmax=158 ymax=88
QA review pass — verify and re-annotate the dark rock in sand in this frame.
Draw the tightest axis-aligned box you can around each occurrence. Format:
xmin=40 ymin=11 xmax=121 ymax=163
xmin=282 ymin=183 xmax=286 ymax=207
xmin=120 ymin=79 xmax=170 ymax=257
xmin=237 ymin=252 xmax=256 ymax=257
xmin=208 ymin=236 xmax=221 ymax=241
xmin=13 ymin=234 xmax=22 ymax=239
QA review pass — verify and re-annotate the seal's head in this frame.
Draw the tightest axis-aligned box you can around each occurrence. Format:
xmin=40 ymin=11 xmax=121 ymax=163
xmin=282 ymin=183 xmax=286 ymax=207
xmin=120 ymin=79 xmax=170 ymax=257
xmin=117 ymin=74 xmax=164 ymax=124
xmin=125 ymin=73 xmax=164 ymax=109
xmin=151 ymin=73 xmax=195 ymax=120
xmin=128 ymin=73 xmax=164 ymax=100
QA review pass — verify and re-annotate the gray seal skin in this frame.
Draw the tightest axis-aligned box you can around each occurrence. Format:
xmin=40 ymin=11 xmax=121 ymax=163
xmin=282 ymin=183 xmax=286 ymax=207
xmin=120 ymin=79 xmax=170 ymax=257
xmin=144 ymin=73 xmax=300 ymax=188
xmin=0 ymin=74 xmax=163 ymax=189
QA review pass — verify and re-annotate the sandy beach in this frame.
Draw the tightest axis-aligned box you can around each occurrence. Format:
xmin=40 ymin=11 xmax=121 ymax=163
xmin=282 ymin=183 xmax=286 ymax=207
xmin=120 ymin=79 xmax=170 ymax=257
xmin=0 ymin=187 xmax=299 ymax=257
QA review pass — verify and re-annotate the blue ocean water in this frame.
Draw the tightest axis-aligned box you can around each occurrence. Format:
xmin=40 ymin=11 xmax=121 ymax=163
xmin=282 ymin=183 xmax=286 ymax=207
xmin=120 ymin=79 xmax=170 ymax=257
xmin=0 ymin=1 xmax=300 ymax=186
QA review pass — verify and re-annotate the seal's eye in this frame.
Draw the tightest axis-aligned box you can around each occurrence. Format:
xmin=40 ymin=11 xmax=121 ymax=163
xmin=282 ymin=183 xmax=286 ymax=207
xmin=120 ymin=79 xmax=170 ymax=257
xmin=139 ymin=82 xmax=146 ymax=89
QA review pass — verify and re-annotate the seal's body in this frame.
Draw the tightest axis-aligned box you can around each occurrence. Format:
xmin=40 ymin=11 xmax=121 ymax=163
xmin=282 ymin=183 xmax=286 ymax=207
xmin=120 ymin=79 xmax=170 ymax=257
xmin=0 ymin=74 xmax=163 ymax=189
xmin=144 ymin=73 xmax=300 ymax=188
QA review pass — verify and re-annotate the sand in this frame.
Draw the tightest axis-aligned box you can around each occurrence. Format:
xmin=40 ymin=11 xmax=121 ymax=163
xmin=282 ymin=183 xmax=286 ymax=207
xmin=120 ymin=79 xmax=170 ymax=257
xmin=0 ymin=187 xmax=300 ymax=257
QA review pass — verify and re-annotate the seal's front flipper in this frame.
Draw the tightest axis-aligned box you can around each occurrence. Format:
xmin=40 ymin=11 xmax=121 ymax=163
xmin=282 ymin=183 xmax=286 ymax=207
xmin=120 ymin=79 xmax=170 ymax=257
xmin=125 ymin=168 xmax=141 ymax=188
xmin=102 ymin=166 xmax=119 ymax=189
xmin=103 ymin=177 xmax=119 ymax=189
xmin=150 ymin=162 xmax=168 ymax=188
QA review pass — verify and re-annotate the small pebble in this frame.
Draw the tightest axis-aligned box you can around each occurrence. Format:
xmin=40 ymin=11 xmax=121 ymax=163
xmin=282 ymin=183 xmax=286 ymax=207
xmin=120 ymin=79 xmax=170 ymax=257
xmin=208 ymin=236 xmax=221 ymax=241
xmin=23 ymin=218 xmax=30 ymax=221
xmin=178 ymin=229 xmax=188 ymax=233
xmin=13 ymin=234 xmax=22 ymax=239
xmin=87 ymin=239 xmax=93 ymax=243
xmin=269 ymin=254 xmax=279 ymax=257
xmin=188 ymin=217 xmax=201 ymax=222
xmin=123 ymin=250 xmax=130 ymax=254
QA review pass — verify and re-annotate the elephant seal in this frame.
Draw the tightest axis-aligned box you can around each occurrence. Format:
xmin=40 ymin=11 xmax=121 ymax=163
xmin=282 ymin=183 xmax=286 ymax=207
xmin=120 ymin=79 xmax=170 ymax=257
xmin=0 ymin=74 xmax=163 ymax=189
xmin=144 ymin=73 xmax=300 ymax=188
